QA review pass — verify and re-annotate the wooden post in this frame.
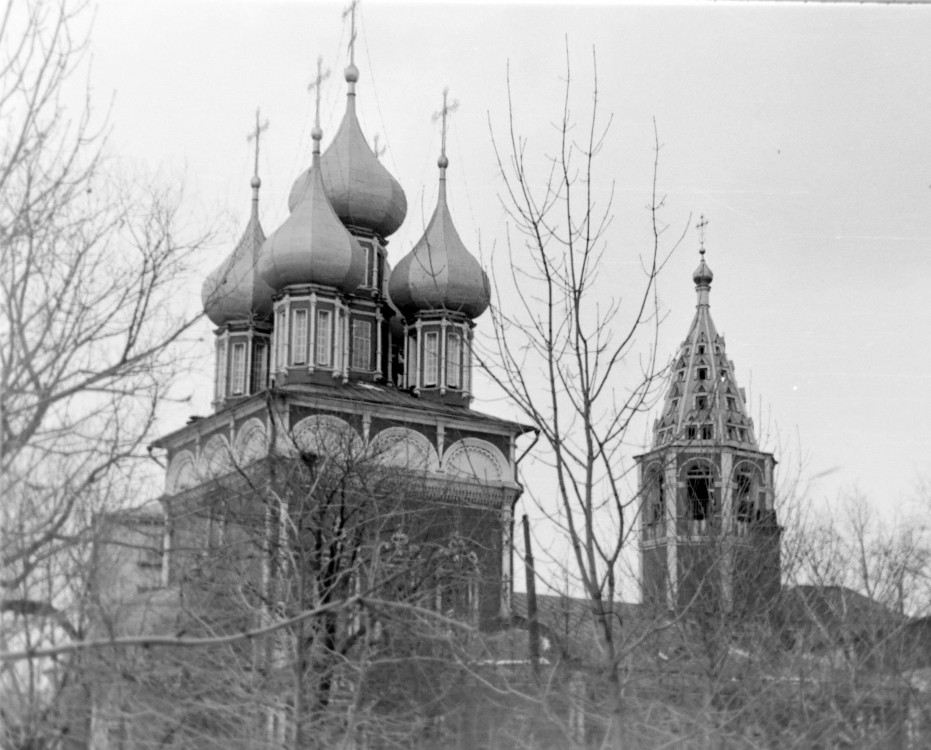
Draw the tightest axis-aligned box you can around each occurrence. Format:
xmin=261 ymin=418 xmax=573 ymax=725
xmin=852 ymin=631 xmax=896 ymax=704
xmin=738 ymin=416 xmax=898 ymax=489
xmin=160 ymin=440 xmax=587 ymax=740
xmin=522 ymin=514 xmax=540 ymax=676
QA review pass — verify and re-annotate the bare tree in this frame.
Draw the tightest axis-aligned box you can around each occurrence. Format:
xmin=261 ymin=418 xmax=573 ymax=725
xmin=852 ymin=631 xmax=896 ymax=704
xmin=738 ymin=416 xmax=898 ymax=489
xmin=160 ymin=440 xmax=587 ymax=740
xmin=0 ymin=1 xmax=209 ymax=743
xmin=480 ymin=47 xmax=686 ymax=748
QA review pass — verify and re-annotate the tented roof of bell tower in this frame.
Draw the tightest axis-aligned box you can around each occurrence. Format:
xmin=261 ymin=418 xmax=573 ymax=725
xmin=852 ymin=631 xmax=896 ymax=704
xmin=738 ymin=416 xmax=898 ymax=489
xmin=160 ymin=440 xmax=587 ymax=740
xmin=652 ymin=247 xmax=757 ymax=450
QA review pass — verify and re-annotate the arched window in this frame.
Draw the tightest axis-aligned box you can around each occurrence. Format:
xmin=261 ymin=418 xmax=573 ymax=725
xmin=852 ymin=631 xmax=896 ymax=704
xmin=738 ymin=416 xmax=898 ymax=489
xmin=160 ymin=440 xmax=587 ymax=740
xmin=686 ymin=465 xmax=714 ymax=520
xmin=647 ymin=468 xmax=665 ymax=524
xmin=734 ymin=469 xmax=756 ymax=523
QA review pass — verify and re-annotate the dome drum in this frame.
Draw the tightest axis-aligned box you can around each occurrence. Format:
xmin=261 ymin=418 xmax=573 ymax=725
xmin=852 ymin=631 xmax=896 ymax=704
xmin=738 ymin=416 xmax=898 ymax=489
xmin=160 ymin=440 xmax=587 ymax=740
xmin=269 ymin=287 xmax=386 ymax=387
xmin=401 ymin=314 xmax=474 ymax=405
xmin=212 ymin=327 xmax=272 ymax=411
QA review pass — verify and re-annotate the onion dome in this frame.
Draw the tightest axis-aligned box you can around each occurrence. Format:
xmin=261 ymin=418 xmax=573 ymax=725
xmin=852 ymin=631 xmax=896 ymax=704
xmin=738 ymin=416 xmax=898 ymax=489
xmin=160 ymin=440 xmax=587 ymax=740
xmin=202 ymin=176 xmax=275 ymax=325
xmin=258 ymin=122 xmax=365 ymax=294
xmin=288 ymin=63 xmax=407 ymax=238
xmin=389 ymin=153 xmax=490 ymax=320
xmin=693 ymin=248 xmax=714 ymax=287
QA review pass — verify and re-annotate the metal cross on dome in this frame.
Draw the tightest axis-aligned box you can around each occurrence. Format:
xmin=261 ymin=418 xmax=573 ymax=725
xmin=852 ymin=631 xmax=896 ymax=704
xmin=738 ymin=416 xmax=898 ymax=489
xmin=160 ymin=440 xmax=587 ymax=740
xmin=696 ymin=214 xmax=710 ymax=255
xmin=308 ymin=55 xmax=331 ymax=130
xmin=343 ymin=0 xmax=359 ymax=67
xmin=432 ymin=87 xmax=459 ymax=161
xmin=246 ymin=108 xmax=269 ymax=178
xmin=373 ymin=133 xmax=386 ymax=161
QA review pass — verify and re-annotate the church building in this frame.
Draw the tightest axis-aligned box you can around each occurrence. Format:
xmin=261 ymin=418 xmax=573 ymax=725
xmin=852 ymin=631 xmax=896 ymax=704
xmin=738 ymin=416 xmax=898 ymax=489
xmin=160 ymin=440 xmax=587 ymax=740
xmin=151 ymin=38 xmax=530 ymax=631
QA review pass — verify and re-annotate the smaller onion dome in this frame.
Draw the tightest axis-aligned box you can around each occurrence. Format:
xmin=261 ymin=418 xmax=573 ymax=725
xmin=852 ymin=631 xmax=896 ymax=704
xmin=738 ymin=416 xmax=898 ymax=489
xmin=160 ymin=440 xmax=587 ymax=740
xmin=288 ymin=64 xmax=407 ymax=238
xmin=389 ymin=154 xmax=490 ymax=320
xmin=693 ymin=249 xmax=714 ymax=287
xmin=258 ymin=124 xmax=365 ymax=294
xmin=202 ymin=177 xmax=275 ymax=325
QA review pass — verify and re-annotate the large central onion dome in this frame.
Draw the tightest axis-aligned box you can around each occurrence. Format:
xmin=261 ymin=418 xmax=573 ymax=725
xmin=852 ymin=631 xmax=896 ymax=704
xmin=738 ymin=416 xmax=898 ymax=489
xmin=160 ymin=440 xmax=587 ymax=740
xmin=288 ymin=63 xmax=407 ymax=238
xmin=202 ymin=176 xmax=275 ymax=325
xmin=258 ymin=124 xmax=365 ymax=294
xmin=389 ymin=153 xmax=489 ymax=320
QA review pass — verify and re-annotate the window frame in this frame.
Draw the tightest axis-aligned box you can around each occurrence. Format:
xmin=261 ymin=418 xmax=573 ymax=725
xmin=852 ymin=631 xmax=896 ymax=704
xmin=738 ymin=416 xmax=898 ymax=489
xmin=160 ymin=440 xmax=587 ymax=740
xmin=231 ymin=342 xmax=246 ymax=395
xmin=351 ymin=318 xmax=372 ymax=371
xmin=275 ymin=308 xmax=287 ymax=369
xmin=292 ymin=309 xmax=308 ymax=365
xmin=252 ymin=341 xmax=267 ymax=392
xmin=735 ymin=471 xmax=754 ymax=522
xmin=686 ymin=467 xmax=714 ymax=520
xmin=423 ymin=331 xmax=439 ymax=387
xmin=215 ymin=339 xmax=227 ymax=399
xmin=315 ymin=309 xmax=332 ymax=367
xmin=446 ymin=331 xmax=461 ymax=389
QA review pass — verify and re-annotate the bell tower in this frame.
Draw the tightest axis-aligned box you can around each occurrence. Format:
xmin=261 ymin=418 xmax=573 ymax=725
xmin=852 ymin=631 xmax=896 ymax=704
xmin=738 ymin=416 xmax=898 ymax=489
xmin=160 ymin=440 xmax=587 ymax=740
xmin=636 ymin=230 xmax=780 ymax=616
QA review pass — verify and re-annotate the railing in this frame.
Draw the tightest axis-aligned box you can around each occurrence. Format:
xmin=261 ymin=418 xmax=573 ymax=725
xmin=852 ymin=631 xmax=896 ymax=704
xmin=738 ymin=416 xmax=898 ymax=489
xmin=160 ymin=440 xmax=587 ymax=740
xmin=642 ymin=514 xmax=779 ymax=541
xmin=641 ymin=522 xmax=666 ymax=541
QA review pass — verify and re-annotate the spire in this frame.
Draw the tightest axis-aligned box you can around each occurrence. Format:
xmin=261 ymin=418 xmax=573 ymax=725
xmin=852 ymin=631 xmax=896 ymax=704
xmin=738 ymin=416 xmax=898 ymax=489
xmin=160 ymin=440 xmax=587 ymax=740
xmin=308 ymin=55 xmax=331 ymax=162
xmin=247 ymin=107 xmax=269 ymax=214
xmin=652 ymin=235 xmax=756 ymax=450
xmin=388 ymin=89 xmax=489 ymax=320
xmin=201 ymin=111 xmax=275 ymax=326
xmin=432 ymin=87 xmax=459 ymax=199
xmin=343 ymin=0 xmax=359 ymax=91
xmin=692 ymin=214 xmax=714 ymax=297
xmin=288 ymin=8 xmax=407 ymax=237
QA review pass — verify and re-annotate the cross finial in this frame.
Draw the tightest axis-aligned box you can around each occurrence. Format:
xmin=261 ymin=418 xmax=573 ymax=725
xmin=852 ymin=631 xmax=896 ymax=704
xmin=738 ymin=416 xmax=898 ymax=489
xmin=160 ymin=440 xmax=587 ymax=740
xmin=247 ymin=107 xmax=270 ymax=179
xmin=696 ymin=214 xmax=709 ymax=256
xmin=373 ymin=133 xmax=386 ymax=161
xmin=308 ymin=55 xmax=331 ymax=133
xmin=432 ymin=87 xmax=459 ymax=163
xmin=343 ymin=0 xmax=359 ymax=67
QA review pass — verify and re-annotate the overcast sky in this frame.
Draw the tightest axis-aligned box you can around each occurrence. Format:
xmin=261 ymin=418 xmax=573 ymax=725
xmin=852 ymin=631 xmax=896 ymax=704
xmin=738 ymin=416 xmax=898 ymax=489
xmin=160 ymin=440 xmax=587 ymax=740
xmin=83 ymin=1 xmax=931 ymax=575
